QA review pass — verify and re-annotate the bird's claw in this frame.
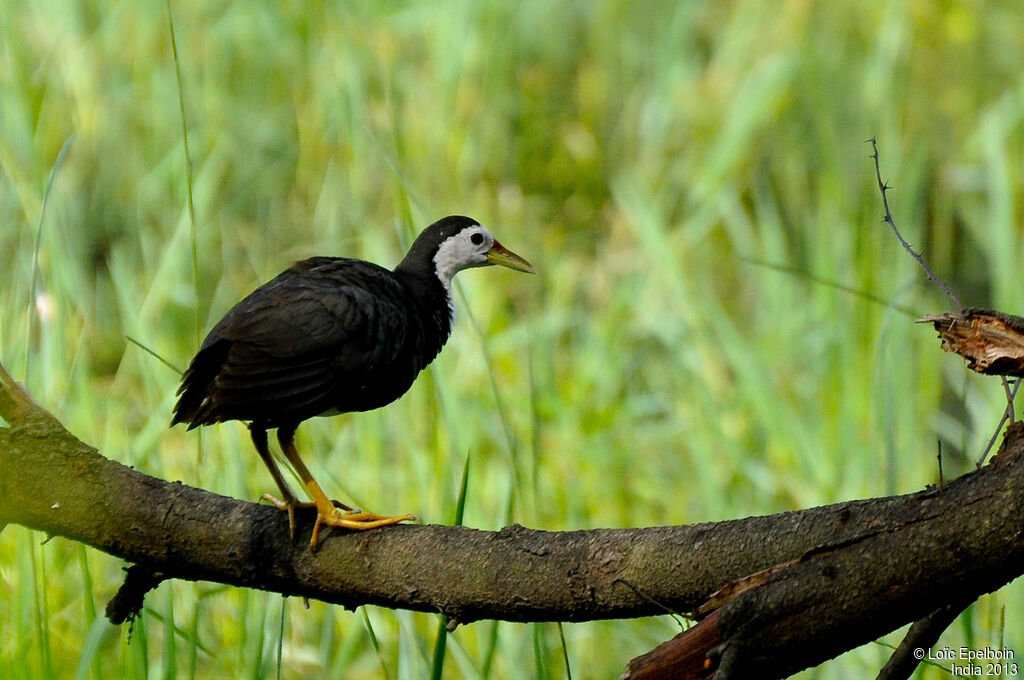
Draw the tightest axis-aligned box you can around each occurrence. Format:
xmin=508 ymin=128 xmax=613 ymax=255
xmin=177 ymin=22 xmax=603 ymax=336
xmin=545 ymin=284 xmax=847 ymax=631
xmin=260 ymin=493 xmax=407 ymax=547
xmin=260 ymin=492 xmax=301 ymax=537
xmin=310 ymin=508 xmax=417 ymax=551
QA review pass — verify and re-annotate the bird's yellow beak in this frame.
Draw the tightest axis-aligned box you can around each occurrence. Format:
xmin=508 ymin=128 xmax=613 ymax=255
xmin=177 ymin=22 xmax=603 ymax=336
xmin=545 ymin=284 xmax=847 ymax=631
xmin=486 ymin=241 xmax=536 ymax=274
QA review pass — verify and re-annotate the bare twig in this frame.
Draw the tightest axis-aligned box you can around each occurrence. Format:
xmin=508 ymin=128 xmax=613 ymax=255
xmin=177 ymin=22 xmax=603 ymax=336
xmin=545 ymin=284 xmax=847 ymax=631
xmin=614 ymin=578 xmax=690 ymax=630
xmin=1003 ymin=377 xmax=1018 ymax=424
xmin=875 ymin=597 xmax=974 ymax=680
xmin=739 ymin=257 xmax=920 ymax=318
xmin=978 ymin=378 xmax=1022 ymax=467
xmin=124 ymin=335 xmax=181 ymax=374
xmin=868 ymin=137 xmax=963 ymax=311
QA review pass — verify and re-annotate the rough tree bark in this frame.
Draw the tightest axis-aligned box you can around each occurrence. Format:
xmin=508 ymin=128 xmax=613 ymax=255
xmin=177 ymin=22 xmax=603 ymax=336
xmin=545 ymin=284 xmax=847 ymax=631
xmin=2 ymin=360 xmax=1023 ymax=679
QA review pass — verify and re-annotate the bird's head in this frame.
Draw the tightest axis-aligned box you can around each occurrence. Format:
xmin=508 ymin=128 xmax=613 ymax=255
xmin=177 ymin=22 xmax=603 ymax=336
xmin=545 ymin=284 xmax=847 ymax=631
xmin=399 ymin=215 xmax=535 ymax=287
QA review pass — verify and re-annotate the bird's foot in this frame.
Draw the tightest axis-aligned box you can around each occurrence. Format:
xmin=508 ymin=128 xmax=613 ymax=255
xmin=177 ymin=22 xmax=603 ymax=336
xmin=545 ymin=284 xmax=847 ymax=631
xmin=310 ymin=507 xmax=417 ymax=550
xmin=260 ymin=493 xmax=355 ymax=539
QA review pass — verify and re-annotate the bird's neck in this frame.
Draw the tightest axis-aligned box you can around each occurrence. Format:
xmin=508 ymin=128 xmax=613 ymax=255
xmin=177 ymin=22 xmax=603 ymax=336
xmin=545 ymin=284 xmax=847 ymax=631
xmin=434 ymin=268 xmax=458 ymax=328
xmin=396 ymin=268 xmax=455 ymax=349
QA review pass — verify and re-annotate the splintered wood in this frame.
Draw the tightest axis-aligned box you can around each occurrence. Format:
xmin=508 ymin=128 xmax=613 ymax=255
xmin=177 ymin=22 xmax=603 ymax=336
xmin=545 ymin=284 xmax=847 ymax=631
xmin=920 ymin=308 xmax=1024 ymax=377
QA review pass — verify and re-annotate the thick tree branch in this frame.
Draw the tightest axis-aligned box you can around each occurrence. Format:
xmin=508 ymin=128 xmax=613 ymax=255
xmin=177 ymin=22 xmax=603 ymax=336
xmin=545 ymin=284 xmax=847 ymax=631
xmin=622 ymin=425 xmax=1024 ymax=679
xmin=3 ymin=360 xmax=1024 ymax=679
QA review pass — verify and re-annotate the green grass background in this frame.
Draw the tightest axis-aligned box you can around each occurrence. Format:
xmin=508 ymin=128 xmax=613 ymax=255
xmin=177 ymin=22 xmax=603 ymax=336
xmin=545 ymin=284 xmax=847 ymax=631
xmin=3 ymin=0 xmax=1024 ymax=678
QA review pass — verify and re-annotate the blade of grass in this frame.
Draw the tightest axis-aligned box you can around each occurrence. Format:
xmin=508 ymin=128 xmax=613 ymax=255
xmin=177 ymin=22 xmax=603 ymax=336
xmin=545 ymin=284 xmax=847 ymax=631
xmin=25 ymin=132 xmax=74 ymax=383
xmin=362 ymin=608 xmax=394 ymax=680
xmin=275 ymin=596 xmax=286 ymax=680
xmin=556 ymin=622 xmax=572 ymax=680
xmin=527 ymin=326 xmax=542 ymax=517
xmin=482 ymin=480 xmax=519 ymax=678
xmin=124 ymin=335 xmax=181 ymax=374
xmin=142 ymin=606 xmax=216 ymax=658
xmin=30 ymin=535 xmax=52 ymax=679
xmin=451 ymin=450 xmax=471 ymax=526
xmin=999 ymin=604 xmax=1005 ymax=653
xmin=456 ymin=289 xmax=524 ymax=512
xmin=959 ymin=602 xmax=976 ymax=657
xmin=73 ymin=616 xmax=115 ymax=680
xmin=76 ymin=544 xmax=103 ymax=680
xmin=162 ymin=588 xmax=176 ymax=680
xmin=480 ymin=621 xmax=501 ymax=680
xmin=235 ymin=589 xmax=253 ymax=675
xmin=186 ymin=586 xmax=201 ymax=680
xmin=429 ymin=451 xmax=473 ymax=680
xmin=245 ymin=597 xmax=266 ymax=680
xmin=164 ymin=0 xmax=200 ymax=349
xmin=164 ymin=0 xmax=205 ymax=498
xmin=131 ymin=609 xmax=150 ymax=679
xmin=363 ymin=121 xmax=425 ymax=231
xmin=533 ymin=624 xmax=549 ymax=680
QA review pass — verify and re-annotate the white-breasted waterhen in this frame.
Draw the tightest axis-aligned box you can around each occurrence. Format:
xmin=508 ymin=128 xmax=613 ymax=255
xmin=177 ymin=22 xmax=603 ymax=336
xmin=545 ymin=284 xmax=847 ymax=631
xmin=171 ymin=216 xmax=534 ymax=549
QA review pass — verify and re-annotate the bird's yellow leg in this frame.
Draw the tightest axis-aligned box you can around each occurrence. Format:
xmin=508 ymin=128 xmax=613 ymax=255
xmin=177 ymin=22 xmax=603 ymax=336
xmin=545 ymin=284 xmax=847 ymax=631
xmin=251 ymin=424 xmax=358 ymax=538
xmin=250 ymin=425 xmax=304 ymax=536
xmin=277 ymin=426 xmax=415 ymax=550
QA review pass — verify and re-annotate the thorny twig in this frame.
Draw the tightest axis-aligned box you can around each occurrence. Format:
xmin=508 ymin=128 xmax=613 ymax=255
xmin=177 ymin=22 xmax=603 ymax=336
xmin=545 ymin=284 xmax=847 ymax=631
xmin=868 ymin=137 xmax=963 ymax=311
xmin=868 ymin=139 xmax=996 ymax=679
xmin=870 ymin=138 xmax=1018 ymax=460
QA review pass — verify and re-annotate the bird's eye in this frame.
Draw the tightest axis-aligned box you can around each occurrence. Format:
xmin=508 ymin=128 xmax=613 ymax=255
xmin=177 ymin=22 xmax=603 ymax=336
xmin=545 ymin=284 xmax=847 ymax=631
xmin=470 ymin=232 xmax=484 ymax=246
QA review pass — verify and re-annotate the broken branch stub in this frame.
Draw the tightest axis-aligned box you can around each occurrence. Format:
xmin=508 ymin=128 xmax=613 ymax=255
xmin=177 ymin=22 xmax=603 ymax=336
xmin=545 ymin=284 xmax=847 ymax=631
xmin=919 ymin=308 xmax=1024 ymax=377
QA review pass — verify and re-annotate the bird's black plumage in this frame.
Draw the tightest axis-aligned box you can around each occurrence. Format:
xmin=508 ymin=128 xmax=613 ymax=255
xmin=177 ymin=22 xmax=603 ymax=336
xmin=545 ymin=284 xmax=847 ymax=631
xmin=172 ymin=216 xmax=496 ymax=429
xmin=170 ymin=215 xmax=533 ymax=547
xmin=172 ymin=255 xmax=450 ymax=429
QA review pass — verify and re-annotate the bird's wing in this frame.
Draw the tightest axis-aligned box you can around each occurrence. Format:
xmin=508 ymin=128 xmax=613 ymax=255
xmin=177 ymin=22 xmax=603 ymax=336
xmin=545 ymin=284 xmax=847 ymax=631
xmin=174 ymin=259 xmax=413 ymax=426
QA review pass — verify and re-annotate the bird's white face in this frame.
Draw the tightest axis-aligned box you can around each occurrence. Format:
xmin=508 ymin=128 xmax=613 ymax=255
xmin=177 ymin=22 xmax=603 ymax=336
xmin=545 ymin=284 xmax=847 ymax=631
xmin=433 ymin=223 xmax=495 ymax=286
